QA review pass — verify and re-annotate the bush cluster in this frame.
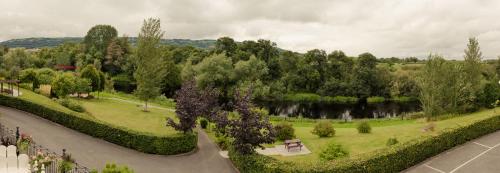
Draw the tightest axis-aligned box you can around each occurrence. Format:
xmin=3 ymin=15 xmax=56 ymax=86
xmin=319 ymin=143 xmax=349 ymax=161
xmin=0 ymin=95 xmax=197 ymax=155
xmin=274 ymin=122 xmax=295 ymax=141
xmin=357 ymin=122 xmax=372 ymax=133
xmin=312 ymin=121 xmax=335 ymax=137
xmin=229 ymin=113 xmax=500 ymax=173
xmin=386 ymin=137 xmax=399 ymax=146
xmin=57 ymin=98 xmax=85 ymax=112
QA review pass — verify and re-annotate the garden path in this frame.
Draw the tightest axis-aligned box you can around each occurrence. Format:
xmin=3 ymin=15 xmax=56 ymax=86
xmin=0 ymin=106 xmax=237 ymax=173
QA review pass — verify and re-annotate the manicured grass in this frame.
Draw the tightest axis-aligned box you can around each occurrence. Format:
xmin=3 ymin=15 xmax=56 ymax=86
xmin=16 ymin=88 xmax=88 ymax=118
xmin=78 ymin=98 xmax=178 ymax=136
xmin=268 ymin=108 xmax=500 ymax=164
xmin=16 ymin=88 xmax=178 ymax=136
xmin=97 ymin=91 xmax=176 ymax=109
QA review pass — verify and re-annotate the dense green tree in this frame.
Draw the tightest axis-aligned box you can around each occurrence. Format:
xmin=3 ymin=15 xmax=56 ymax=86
xmin=74 ymin=78 xmax=92 ymax=97
xmin=84 ymin=25 xmax=118 ymax=56
xmin=194 ymin=53 xmax=234 ymax=90
xmin=80 ymin=65 xmax=101 ymax=92
xmin=214 ymin=37 xmax=238 ymax=59
xmin=51 ymin=73 xmax=76 ymax=98
xmin=233 ymin=55 xmax=268 ymax=82
xmin=20 ymin=68 xmax=39 ymax=91
xmin=133 ymin=18 xmax=166 ymax=111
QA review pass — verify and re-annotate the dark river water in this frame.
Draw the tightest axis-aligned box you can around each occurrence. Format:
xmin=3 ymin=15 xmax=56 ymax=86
xmin=257 ymin=101 xmax=421 ymax=119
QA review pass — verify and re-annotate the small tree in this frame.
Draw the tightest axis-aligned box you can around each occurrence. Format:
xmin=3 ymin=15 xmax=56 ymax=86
xmin=74 ymin=78 xmax=92 ymax=97
xmin=20 ymin=68 xmax=39 ymax=91
xmin=167 ymin=80 xmax=218 ymax=133
xmin=51 ymin=73 xmax=76 ymax=98
xmin=215 ymin=89 xmax=275 ymax=154
xmin=80 ymin=65 xmax=101 ymax=92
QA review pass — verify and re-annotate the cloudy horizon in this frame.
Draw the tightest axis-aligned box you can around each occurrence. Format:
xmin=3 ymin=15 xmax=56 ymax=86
xmin=1 ymin=0 xmax=500 ymax=59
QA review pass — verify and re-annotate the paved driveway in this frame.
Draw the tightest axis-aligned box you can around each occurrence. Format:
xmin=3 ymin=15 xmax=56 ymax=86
xmin=403 ymin=130 xmax=500 ymax=173
xmin=0 ymin=106 xmax=237 ymax=173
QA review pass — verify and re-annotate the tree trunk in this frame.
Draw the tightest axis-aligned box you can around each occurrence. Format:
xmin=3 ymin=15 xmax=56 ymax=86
xmin=144 ymin=101 xmax=149 ymax=112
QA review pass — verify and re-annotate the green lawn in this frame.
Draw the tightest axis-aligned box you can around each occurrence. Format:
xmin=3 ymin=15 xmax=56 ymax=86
xmin=267 ymin=108 xmax=500 ymax=164
xmin=78 ymin=97 xmax=177 ymax=136
xmin=17 ymin=88 xmax=179 ymax=136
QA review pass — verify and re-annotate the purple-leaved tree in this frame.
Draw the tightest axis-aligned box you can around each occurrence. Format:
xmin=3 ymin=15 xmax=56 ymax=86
xmin=214 ymin=89 xmax=276 ymax=154
xmin=167 ymin=80 xmax=219 ymax=134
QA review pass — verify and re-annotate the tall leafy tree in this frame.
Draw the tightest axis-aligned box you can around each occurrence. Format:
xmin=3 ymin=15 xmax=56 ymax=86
xmin=84 ymin=25 xmax=118 ymax=56
xmin=462 ymin=37 xmax=484 ymax=109
xmin=134 ymin=18 xmax=166 ymax=111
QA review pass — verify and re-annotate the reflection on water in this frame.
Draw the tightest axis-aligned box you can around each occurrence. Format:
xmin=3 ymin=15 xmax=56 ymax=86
xmin=258 ymin=101 xmax=421 ymax=119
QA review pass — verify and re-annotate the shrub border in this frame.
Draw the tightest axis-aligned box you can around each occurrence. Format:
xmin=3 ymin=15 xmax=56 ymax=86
xmin=230 ymin=113 xmax=500 ymax=173
xmin=0 ymin=94 xmax=197 ymax=155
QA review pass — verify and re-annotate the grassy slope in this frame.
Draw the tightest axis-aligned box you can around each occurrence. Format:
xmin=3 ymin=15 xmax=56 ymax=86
xmin=17 ymin=88 xmax=178 ymax=136
xmin=269 ymin=108 xmax=500 ymax=164
xmin=79 ymin=97 xmax=177 ymax=136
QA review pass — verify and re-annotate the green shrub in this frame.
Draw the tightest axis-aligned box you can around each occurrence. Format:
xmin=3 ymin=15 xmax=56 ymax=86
xmin=357 ymin=121 xmax=372 ymax=133
xmin=215 ymin=135 xmax=231 ymax=150
xmin=367 ymin=96 xmax=385 ymax=103
xmin=391 ymin=96 xmax=416 ymax=103
xmin=312 ymin=121 xmax=335 ymax=137
xmin=322 ymin=96 xmax=359 ymax=104
xmin=92 ymin=163 xmax=135 ymax=173
xmin=200 ymin=118 xmax=208 ymax=129
xmin=230 ymin=114 xmax=500 ymax=173
xmin=386 ymin=137 xmax=399 ymax=146
xmin=0 ymin=94 xmax=197 ymax=155
xmin=57 ymin=98 xmax=85 ymax=112
xmin=319 ymin=143 xmax=349 ymax=161
xmin=274 ymin=122 xmax=295 ymax=141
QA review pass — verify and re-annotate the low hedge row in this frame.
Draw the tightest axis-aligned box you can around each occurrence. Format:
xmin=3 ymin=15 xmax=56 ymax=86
xmin=0 ymin=94 xmax=197 ymax=155
xmin=230 ymin=114 xmax=500 ymax=173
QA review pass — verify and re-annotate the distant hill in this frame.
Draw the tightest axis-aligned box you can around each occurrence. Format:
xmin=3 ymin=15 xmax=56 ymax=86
xmin=0 ymin=37 xmax=217 ymax=49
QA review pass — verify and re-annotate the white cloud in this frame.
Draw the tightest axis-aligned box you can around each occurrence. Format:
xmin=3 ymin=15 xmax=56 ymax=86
xmin=1 ymin=0 xmax=500 ymax=59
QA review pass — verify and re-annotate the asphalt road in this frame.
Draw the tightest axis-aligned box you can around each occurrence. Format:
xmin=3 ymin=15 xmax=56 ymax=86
xmin=0 ymin=106 xmax=237 ymax=173
xmin=403 ymin=130 xmax=500 ymax=173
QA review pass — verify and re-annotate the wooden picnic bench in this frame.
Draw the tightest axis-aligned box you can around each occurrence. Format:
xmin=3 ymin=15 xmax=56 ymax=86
xmin=284 ymin=139 xmax=303 ymax=152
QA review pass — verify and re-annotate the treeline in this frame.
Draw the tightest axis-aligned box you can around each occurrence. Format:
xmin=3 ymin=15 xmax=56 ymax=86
xmin=1 ymin=22 xmax=498 ymax=108
xmin=0 ymin=37 xmax=217 ymax=49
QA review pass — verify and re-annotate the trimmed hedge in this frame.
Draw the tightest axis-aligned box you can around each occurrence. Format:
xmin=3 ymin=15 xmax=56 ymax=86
xmin=230 ymin=114 xmax=500 ymax=173
xmin=0 ymin=94 xmax=197 ymax=155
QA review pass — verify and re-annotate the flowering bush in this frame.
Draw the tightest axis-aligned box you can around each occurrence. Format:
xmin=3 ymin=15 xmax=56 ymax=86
xmin=17 ymin=133 xmax=33 ymax=154
xmin=30 ymin=150 xmax=57 ymax=173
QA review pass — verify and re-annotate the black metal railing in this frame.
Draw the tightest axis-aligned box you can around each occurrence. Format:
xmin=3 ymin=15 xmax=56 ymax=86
xmin=0 ymin=123 xmax=92 ymax=173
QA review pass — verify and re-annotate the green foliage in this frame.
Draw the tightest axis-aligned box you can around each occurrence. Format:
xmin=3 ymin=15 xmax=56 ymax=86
xmin=230 ymin=114 xmax=500 ymax=173
xmin=390 ymin=96 xmax=416 ymax=103
xmin=35 ymin=68 xmax=57 ymax=84
xmin=319 ymin=143 xmax=349 ymax=161
xmin=84 ymin=25 xmax=118 ymax=56
xmin=274 ymin=122 xmax=295 ymax=141
xmin=386 ymin=137 xmax=399 ymax=146
xmin=57 ymin=98 xmax=85 ymax=112
xmin=367 ymin=96 xmax=385 ymax=103
xmin=357 ymin=121 xmax=372 ymax=133
xmin=0 ymin=94 xmax=197 ymax=155
xmin=283 ymin=93 xmax=321 ymax=103
xmin=20 ymin=68 xmax=39 ymax=90
xmin=311 ymin=121 xmax=335 ymax=137
xmin=200 ymin=118 xmax=208 ymax=129
xmin=216 ymin=135 xmax=231 ymax=150
xmin=102 ymin=163 xmax=135 ymax=173
xmin=80 ymin=65 xmax=101 ymax=92
xmin=112 ymin=74 xmax=135 ymax=93
xmin=134 ymin=18 xmax=166 ymax=110
xmin=194 ymin=53 xmax=233 ymax=89
xmin=51 ymin=73 xmax=76 ymax=98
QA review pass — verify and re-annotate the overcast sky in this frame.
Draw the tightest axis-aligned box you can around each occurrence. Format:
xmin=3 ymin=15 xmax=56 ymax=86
xmin=1 ymin=0 xmax=500 ymax=59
